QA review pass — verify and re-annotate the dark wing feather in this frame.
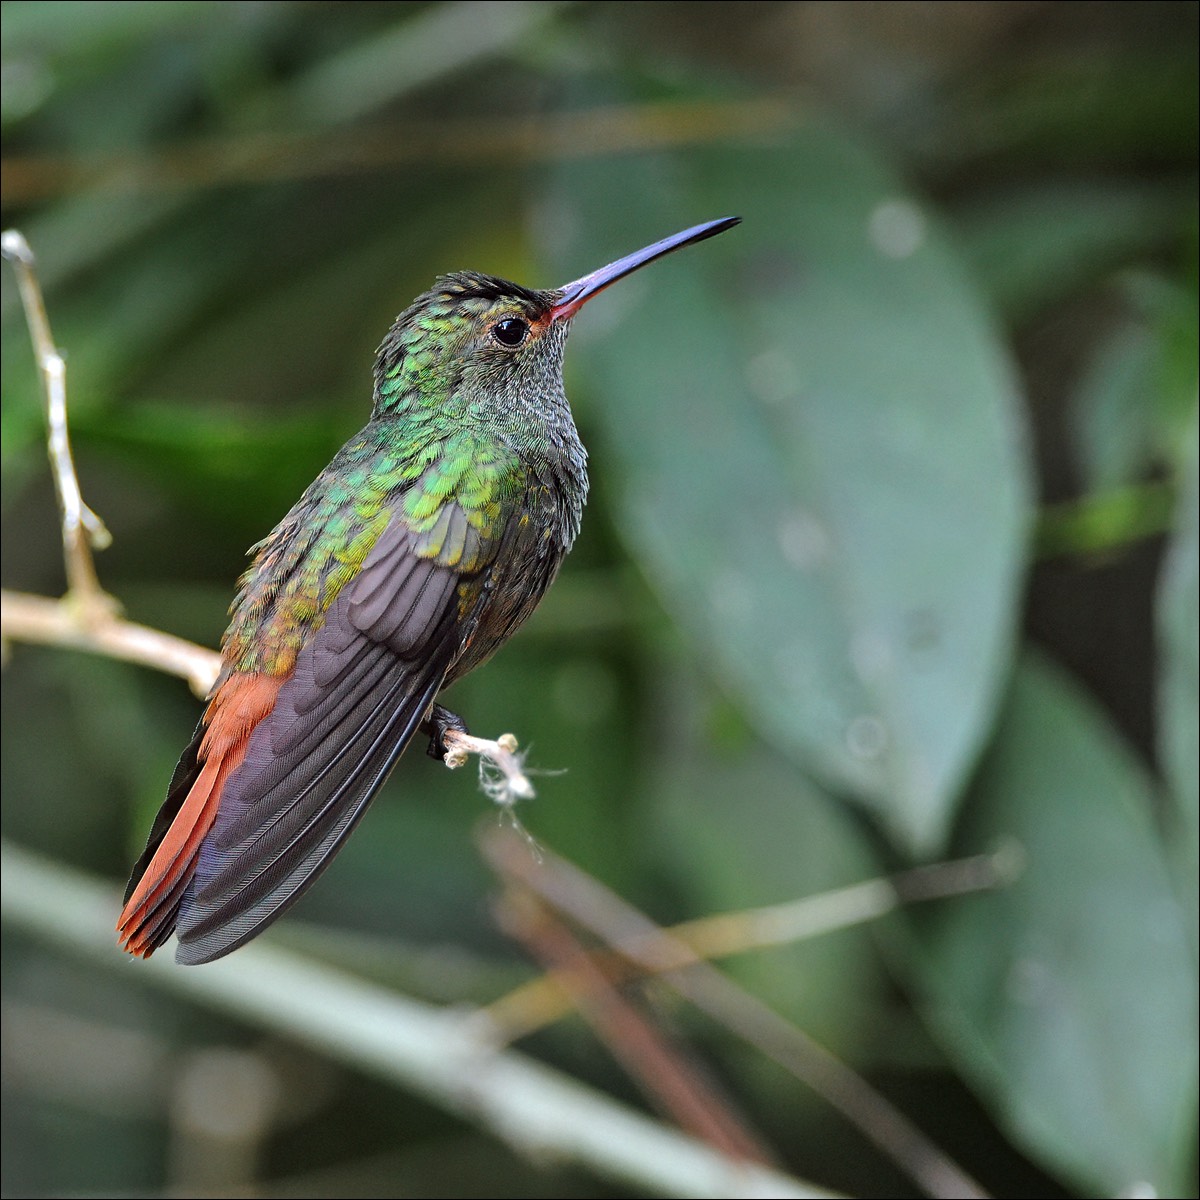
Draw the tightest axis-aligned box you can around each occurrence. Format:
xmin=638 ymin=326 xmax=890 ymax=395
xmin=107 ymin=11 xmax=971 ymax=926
xmin=172 ymin=520 xmax=463 ymax=965
xmin=123 ymin=718 xmax=206 ymax=906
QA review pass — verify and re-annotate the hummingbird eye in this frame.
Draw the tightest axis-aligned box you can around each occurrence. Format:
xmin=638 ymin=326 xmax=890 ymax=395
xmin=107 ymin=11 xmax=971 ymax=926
xmin=491 ymin=317 xmax=530 ymax=348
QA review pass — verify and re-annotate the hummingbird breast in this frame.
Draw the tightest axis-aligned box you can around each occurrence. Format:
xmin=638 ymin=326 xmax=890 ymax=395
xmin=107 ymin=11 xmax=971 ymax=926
xmin=445 ymin=427 xmax=588 ymax=685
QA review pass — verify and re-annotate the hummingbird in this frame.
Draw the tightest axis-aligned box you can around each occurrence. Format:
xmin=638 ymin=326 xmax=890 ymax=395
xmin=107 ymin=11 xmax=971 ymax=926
xmin=117 ymin=216 xmax=740 ymax=964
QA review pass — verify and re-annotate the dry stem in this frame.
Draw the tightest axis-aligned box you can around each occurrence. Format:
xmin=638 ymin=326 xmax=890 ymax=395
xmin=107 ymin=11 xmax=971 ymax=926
xmin=2 ymin=230 xmax=114 ymax=623
xmin=481 ymin=828 xmax=992 ymax=1200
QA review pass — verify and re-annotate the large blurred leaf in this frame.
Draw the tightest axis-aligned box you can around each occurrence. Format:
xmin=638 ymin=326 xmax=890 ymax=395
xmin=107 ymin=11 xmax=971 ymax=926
xmin=543 ymin=122 xmax=1031 ymax=854
xmin=1069 ymin=273 xmax=1200 ymax=492
xmin=911 ymin=652 xmax=1197 ymax=1196
xmin=1157 ymin=401 xmax=1199 ymax=951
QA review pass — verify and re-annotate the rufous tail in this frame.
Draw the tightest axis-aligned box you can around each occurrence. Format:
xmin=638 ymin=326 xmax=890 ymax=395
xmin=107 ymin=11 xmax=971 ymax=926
xmin=117 ymin=673 xmax=283 ymax=957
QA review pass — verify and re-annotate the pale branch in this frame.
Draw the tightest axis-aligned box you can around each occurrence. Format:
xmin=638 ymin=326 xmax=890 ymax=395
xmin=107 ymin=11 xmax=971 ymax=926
xmin=493 ymin=887 xmax=778 ymax=1167
xmin=482 ymin=849 xmax=1015 ymax=1042
xmin=667 ymin=848 xmax=1019 ymax=962
xmin=1 ymin=841 xmax=836 ymax=1200
xmin=442 ymin=728 xmax=537 ymax=804
xmin=2 ymin=229 xmax=112 ymax=619
xmin=1 ymin=588 xmax=221 ymax=697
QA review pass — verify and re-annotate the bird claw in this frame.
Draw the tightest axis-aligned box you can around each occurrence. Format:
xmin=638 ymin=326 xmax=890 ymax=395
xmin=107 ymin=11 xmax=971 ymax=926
xmin=422 ymin=703 xmax=469 ymax=762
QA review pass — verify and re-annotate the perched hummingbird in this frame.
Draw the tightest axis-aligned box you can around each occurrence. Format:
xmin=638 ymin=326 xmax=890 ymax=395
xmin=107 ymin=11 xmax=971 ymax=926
xmin=118 ymin=217 xmax=740 ymax=964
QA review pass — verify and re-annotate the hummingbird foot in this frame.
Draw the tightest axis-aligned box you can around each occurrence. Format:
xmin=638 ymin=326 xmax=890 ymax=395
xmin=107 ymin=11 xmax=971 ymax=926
xmin=421 ymin=703 xmax=470 ymax=762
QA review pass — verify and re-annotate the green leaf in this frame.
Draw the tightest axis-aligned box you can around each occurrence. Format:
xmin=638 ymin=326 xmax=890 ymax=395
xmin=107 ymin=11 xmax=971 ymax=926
xmin=1069 ymin=273 xmax=1200 ymax=491
xmin=286 ymin=1 xmax=573 ymax=126
xmin=911 ymin=652 xmax=1197 ymax=1196
xmin=1157 ymin=402 xmax=1199 ymax=952
xmin=1034 ymin=481 xmax=1175 ymax=558
xmin=1071 ymin=319 xmax=1165 ymax=492
xmin=544 ymin=122 xmax=1031 ymax=854
xmin=75 ymin=399 xmax=347 ymax=527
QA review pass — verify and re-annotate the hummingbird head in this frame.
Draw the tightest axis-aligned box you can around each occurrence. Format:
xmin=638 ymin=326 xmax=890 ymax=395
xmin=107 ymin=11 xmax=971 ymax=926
xmin=371 ymin=274 xmax=571 ymax=427
xmin=371 ymin=217 xmax=741 ymax=428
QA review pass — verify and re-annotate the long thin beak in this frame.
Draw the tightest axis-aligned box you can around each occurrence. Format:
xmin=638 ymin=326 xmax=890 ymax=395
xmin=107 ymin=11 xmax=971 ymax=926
xmin=550 ymin=216 xmax=741 ymax=322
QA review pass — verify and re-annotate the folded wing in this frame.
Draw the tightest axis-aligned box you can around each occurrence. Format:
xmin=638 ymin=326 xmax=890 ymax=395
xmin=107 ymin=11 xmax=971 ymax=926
xmin=119 ymin=518 xmax=467 ymax=964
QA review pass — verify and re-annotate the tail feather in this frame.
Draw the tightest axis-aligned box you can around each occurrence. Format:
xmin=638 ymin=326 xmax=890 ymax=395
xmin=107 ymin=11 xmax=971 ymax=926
xmin=117 ymin=673 xmax=283 ymax=958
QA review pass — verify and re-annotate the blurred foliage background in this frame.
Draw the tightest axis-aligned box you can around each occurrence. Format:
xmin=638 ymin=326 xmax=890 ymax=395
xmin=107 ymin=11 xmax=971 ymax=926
xmin=2 ymin=2 xmax=1197 ymax=1197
